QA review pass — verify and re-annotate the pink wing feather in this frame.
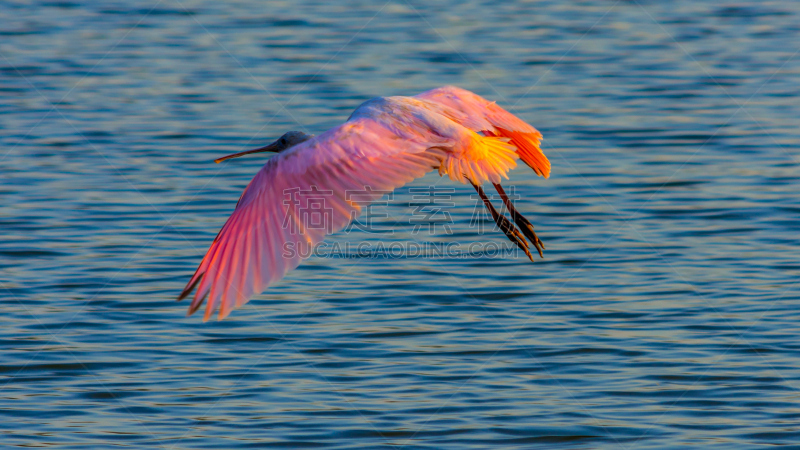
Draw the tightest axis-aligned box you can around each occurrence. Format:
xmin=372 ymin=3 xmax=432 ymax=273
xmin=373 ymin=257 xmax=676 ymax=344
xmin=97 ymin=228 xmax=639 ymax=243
xmin=416 ymin=86 xmax=550 ymax=178
xmin=179 ymin=117 xmax=449 ymax=321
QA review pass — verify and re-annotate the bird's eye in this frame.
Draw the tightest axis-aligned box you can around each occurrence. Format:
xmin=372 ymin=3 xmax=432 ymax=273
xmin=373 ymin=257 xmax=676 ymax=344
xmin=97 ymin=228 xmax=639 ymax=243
xmin=280 ymin=138 xmax=287 ymax=145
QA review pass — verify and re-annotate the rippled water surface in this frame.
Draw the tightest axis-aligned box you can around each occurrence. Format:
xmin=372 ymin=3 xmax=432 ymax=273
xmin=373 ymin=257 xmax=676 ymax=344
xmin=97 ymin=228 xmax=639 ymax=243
xmin=3 ymin=1 xmax=800 ymax=448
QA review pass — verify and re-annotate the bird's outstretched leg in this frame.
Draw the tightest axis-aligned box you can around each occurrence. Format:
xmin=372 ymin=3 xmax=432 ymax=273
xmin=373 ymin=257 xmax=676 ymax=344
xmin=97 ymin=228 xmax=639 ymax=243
xmin=493 ymin=183 xmax=545 ymax=258
xmin=471 ymin=182 xmax=534 ymax=262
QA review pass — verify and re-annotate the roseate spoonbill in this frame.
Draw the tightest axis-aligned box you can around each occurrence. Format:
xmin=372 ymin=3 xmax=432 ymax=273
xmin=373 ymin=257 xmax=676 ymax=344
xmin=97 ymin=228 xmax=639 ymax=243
xmin=179 ymin=86 xmax=550 ymax=321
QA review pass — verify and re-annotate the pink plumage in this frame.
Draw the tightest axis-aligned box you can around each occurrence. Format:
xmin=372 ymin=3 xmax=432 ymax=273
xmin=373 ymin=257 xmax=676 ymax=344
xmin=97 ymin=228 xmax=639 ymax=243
xmin=179 ymin=86 xmax=550 ymax=321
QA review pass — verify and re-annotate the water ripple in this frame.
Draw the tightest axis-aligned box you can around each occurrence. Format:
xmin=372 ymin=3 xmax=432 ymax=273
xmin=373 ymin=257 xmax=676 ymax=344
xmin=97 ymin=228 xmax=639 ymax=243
xmin=1 ymin=0 xmax=800 ymax=448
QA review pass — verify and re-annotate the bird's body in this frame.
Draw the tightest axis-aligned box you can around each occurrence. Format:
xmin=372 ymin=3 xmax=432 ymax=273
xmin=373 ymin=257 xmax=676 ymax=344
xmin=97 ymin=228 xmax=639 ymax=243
xmin=179 ymin=86 xmax=550 ymax=321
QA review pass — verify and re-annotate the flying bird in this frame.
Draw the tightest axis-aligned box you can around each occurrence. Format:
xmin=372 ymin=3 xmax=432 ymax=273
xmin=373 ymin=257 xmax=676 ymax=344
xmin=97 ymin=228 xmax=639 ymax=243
xmin=179 ymin=86 xmax=550 ymax=321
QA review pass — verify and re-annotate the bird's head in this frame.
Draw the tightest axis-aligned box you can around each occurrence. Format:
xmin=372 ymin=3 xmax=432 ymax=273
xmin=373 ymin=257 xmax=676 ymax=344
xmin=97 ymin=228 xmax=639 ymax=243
xmin=214 ymin=131 xmax=313 ymax=163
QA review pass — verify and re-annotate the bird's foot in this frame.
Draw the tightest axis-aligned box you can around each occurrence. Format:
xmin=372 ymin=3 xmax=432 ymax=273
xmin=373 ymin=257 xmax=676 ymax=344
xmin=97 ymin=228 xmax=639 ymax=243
xmin=493 ymin=183 xmax=544 ymax=258
xmin=472 ymin=182 xmax=534 ymax=262
xmin=510 ymin=213 xmax=544 ymax=259
xmin=494 ymin=210 xmax=535 ymax=262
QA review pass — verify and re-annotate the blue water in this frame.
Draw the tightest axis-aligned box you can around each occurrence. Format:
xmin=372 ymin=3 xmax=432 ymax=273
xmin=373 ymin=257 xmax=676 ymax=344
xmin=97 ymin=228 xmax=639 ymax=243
xmin=3 ymin=1 xmax=800 ymax=448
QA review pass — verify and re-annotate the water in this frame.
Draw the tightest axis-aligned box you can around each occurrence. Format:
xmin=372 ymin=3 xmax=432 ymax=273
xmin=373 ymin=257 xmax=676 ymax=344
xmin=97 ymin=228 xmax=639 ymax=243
xmin=2 ymin=1 xmax=800 ymax=448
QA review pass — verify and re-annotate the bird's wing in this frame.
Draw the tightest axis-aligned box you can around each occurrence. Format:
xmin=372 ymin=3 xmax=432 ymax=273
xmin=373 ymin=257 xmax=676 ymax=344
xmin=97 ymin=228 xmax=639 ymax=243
xmin=416 ymin=86 xmax=550 ymax=178
xmin=179 ymin=117 xmax=450 ymax=321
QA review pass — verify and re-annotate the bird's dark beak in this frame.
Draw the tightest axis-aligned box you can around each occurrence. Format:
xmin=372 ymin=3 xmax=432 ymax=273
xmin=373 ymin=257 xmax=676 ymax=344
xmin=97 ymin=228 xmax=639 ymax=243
xmin=214 ymin=141 xmax=281 ymax=163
